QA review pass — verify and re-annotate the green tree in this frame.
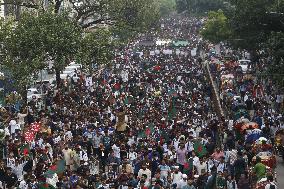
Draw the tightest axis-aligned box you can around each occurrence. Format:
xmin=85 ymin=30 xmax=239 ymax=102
xmin=159 ymin=0 xmax=176 ymax=16
xmin=36 ymin=12 xmax=82 ymax=85
xmin=175 ymin=0 xmax=225 ymax=15
xmin=77 ymin=28 xmax=116 ymax=73
xmin=1 ymin=0 xmax=161 ymax=31
xmin=267 ymin=32 xmax=284 ymax=87
xmin=0 ymin=12 xmax=82 ymax=92
xmin=200 ymin=10 xmax=231 ymax=43
xmin=176 ymin=0 xmax=189 ymax=13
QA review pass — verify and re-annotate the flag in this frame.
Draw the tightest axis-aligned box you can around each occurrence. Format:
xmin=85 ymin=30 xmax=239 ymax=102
xmin=184 ymin=158 xmax=194 ymax=175
xmin=31 ymin=122 xmax=41 ymax=132
xmin=194 ymin=141 xmax=207 ymax=157
xmin=138 ymin=124 xmax=154 ymax=138
xmin=113 ymin=83 xmax=121 ymax=90
xmin=44 ymin=159 xmax=66 ymax=178
xmin=153 ymin=65 xmax=161 ymax=72
xmin=168 ymin=97 xmax=177 ymax=120
xmin=168 ymin=89 xmax=178 ymax=98
xmin=24 ymin=131 xmax=35 ymax=142
xmin=19 ymin=144 xmax=31 ymax=157
xmin=39 ymin=182 xmax=56 ymax=189
xmin=124 ymin=95 xmax=134 ymax=105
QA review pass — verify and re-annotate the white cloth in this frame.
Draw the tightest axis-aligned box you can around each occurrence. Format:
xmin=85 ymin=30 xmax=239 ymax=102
xmin=47 ymin=173 xmax=59 ymax=187
xmin=138 ymin=168 xmax=151 ymax=183
xmin=193 ymin=156 xmax=200 ymax=167
xmin=11 ymin=162 xmax=27 ymax=180
xmin=172 ymin=172 xmax=183 ymax=185
xmin=265 ymin=182 xmax=277 ymax=189
xmin=196 ymin=162 xmax=207 ymax=175
xmin=19 ymin=180 xmax=28 ymax=189
xmin=177 ymin=179 xmax=187 ymax=189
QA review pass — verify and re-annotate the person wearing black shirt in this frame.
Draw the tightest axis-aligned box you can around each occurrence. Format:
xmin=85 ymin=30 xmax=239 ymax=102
xmin=0 ymin=161 xmax=6 ymax=182
xmin=262 ymin=123 xmax=271 ymax=139
xmin=4 ymin=167 xmax=18 ymax=188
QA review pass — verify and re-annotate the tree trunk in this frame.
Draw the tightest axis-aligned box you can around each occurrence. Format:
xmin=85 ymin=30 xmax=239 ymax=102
xmin=20 ymin=85 xmax=27 ymax=108
xmin=55 ymin=67 xmax=61 ymax=88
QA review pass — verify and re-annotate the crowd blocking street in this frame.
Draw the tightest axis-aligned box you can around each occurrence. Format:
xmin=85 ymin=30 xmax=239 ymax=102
xmin=0 ymin=14 xmax=282 ymax=189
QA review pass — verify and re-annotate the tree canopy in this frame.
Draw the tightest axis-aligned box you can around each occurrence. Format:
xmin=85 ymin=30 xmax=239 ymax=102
xmin=2 ymin=0 xmax=161 ymax=31
xmin=0 ymin=11 xmax=82 ymax=90
xmin=200 ymin=10 xmax=231 ymax=44
xmin=159 ymin=0 xmax=176 ymax=16
xmin=200 ymin=0 xmax=284 ymax=86
xmin=176 ymin=0 xmax=225 ymax=14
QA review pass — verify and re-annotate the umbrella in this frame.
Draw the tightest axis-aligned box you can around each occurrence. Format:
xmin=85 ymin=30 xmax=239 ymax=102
xmin=241 ymin=122 xmax=258 ymax=131
xmin=245 ymin=129 xmax=262 ymax=143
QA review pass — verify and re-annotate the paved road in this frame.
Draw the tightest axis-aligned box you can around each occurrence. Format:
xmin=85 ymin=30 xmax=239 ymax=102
xmin=276 ymin=156 xmax=284 ymax=188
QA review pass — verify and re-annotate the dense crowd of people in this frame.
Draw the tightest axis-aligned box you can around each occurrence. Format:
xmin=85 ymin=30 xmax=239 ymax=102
xmin=0 ymin=14 xmax=282 ymax=189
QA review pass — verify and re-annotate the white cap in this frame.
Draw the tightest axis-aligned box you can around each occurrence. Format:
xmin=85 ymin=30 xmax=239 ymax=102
xmin=182 ymin=174 xmax=188 ymax=179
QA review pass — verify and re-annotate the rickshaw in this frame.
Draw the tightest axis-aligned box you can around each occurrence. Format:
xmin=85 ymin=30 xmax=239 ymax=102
xmin=252 ymin=151 xmax=276 ymax=169
xmin=249 ymin=154 xmax=277 ymax=189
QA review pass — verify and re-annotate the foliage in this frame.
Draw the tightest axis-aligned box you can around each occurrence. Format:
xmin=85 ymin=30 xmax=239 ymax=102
xmin=108 ymin=0 xmax=160 ymax=37
xmin=0 ymin=11 xmax=82 ymax=90
xmin=1 ymin=0 xmax=161 ymax=31
xmin=200 ymin=10 xmax=231 ymax=43
xmin=266 ymin=32 xmax=284 ymax=87
xmin=226 ymin=0 xmax=274 ymax=50
xmin=33 ymin=11 xmax=82 ymax=81
xmin=77 ymin=28 xmax=116 ymax=72
xmin=159 ymin=0 xmax=176 ymax=16
xmin=187 ymin=0 xmax=226 ymax=14
xmin=176 ymin=0 xmax=189 ymax=13
xmin=176 ymin=0 xmax=226 ymax=14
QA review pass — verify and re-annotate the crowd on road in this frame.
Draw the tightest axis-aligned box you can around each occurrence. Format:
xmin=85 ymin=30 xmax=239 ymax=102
xmin=0 ymin=14 xmax=282 ymax=189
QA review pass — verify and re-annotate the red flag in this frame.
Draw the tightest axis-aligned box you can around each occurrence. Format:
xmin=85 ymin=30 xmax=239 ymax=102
xmin=113 ymin=83 xmax=120 ymax=90
xmin=31 ymin=122 xmax=41 ymax=132
xmin=154 ymin=65 xmax=161 ymax=71
xmin=24 ymin=131 xmax=35 ymax=142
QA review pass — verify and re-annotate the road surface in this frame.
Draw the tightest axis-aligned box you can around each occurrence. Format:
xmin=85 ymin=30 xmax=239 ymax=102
xmin=276 ymin=156 xmax=284 ymax=188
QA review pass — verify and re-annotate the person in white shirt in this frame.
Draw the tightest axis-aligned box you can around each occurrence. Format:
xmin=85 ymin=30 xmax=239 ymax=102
xmin=138 ymin=164 xmax=152 ymax=184
xmin=171 ymin=167 xmax=182 ymax=187
xmin=192 ymin=152 xmax=200 ymax=167
xmin=177 ymin=174 xmax=188 ymax=189
xmin=62 ymin=146 xmax=72 ymax=168
xmin=112 ymin=143 xmax=121 ymax=160
xmin=216 ymin=157 xmax=226 ymax=173
xmin=128 ymin=148 xmax=137 ymax=165
xmin=9 ymin=120 xmax=20 ymax=134
xmin=196 ymin=157 xmax=208 ymax=175
xmin=17 ymin=110 xmax=27 ymax=128
xmin=265 ymin=175 xmax=277 ymax=189
xmin=7 ymin=154 xmax=15 ymax=168
xmin=11 ymin=159 xmax=27 ymax=181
